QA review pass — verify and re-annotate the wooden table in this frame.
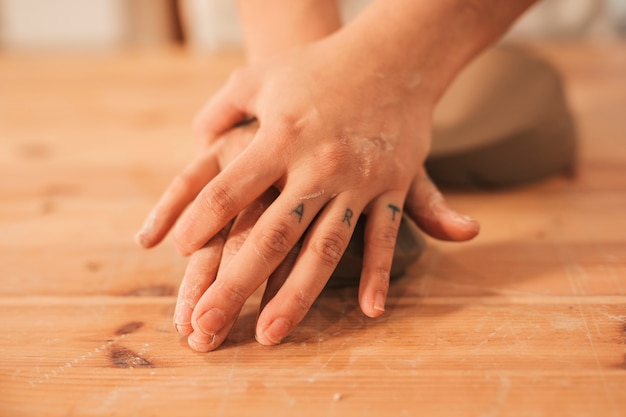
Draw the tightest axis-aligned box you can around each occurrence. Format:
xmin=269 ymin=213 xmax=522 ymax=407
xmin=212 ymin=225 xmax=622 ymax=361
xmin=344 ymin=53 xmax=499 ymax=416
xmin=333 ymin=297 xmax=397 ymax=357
xmin=1 ymin=42 xmax=625 ymax=417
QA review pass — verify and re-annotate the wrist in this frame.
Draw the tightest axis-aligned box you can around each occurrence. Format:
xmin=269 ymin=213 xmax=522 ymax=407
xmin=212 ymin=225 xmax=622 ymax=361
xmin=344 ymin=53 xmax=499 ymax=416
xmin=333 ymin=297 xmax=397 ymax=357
xmin=336 ymin=0 xmax=536 ymax=103
xmin=237 ymin=0 xmax=342 ymax=65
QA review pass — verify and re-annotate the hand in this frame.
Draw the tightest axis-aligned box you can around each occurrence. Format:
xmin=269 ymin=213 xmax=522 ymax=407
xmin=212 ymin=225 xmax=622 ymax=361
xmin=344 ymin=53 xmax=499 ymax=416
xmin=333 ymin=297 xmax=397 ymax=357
xmin=136 ymin=122 xmax=304 ymax=350
xmin=138 ymin=36 xmax=479 ymax=351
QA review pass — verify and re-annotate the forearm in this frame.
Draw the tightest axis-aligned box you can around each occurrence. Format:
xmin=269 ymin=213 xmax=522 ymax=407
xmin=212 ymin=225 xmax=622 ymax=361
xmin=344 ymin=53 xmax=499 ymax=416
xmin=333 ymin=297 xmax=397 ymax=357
xmin=336 ymin=0 xmax=538 ymax=104
xmin=236 ymin=0 xmax=342 ymax=64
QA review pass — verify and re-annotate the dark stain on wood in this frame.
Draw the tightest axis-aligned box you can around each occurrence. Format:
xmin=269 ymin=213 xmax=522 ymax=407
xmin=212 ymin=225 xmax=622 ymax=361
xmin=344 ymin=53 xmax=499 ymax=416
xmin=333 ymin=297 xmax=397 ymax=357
xmin=125 ymin=284 xmax=175 ymax=297
xmin=115 ymin=321 xmax=144 ymax=336
xmin=84 ymin=260 xmax=101 ymax=272
xmin=18 ymin=142 xmax=52 ymax=159
xmin=108 ymin=345 xmax=153 ymax=369
xmin=42 ymin=183 xmax=80 ymax=197
xmin=40 ymin=200 xmax=55 ymax=214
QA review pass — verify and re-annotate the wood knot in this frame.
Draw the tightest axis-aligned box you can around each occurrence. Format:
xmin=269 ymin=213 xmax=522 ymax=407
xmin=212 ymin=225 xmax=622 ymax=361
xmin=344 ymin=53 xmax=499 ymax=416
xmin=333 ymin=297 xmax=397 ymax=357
xmin=125 ymin=285 xmax=175 ymax=297
xmin=108 ymin=345 xmax=153 ymax=369
xmin=115 ymin=321 xmax=144 ymax=336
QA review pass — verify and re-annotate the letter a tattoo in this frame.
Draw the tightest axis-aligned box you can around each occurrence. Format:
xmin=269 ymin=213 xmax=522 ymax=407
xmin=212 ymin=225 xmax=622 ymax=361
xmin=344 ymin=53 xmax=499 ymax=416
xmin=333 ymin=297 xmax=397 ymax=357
xmin=342 ymin=208 xmax=353 ymax=227
xmin=291 ymin=203 xmax=304 ymax=222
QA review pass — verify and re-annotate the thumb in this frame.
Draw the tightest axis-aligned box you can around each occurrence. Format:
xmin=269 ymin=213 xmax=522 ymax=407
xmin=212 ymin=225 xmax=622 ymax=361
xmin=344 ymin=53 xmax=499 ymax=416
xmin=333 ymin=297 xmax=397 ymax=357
xmin=193 ymin=68 xmax=257 ymax=149
xmin=404 ymin=168 xmax=480 ymax=242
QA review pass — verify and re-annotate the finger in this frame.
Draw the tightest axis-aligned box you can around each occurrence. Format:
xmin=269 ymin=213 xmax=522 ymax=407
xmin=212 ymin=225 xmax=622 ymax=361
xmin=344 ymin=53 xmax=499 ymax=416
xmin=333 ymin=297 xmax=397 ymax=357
xmin=187 ymin=311 xmax=241 ymax=353
xmin=135 ymin=151 xmax=220 ymax=248
xmin=174 ymin=129 xmax=284 ymax=256
xmin=358 ymin=192 xmax=405 ymax=318
xmin=255 ymin=195 xmax=365 ymax=345
xmin=183 ymin=191 xmax=276 ymax=352
xmin=218 ymin=188 xmax=278 ymax=273
xmin=186 ymin=185 xmax=330 ymax=351
xmin=173 ymin=226 xmax=230 ymax=336
xmin=184 ymin=189 xmax=277 ymax=352
xmin=193 ymin=68 xmax=257 ymax=148
xmin=260 ymin=240 xmax=302 ymax=313
xmin=212 ymin=119 xmax=258 ymax=166
xmin=405 ymin=167 xmax=480 ymax=241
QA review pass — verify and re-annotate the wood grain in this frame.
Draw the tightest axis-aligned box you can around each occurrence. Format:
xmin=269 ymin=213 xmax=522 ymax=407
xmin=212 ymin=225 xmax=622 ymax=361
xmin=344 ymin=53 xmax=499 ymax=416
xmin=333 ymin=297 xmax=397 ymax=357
xmin=1 ymin=42 xmax=625 ymax=417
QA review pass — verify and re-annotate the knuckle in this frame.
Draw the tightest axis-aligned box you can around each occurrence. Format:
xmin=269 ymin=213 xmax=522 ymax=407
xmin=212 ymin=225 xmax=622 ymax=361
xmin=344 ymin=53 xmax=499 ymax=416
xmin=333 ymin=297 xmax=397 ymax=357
xmin=312 ymin=230 xmax=348 ymax=268
xmin=257 ymin=223 xmax=293 ymax=261
xmin=202 ymin=181 xmax=235 ymax=220
xmin=277 ymin=117 xmax=304 ymax=140
xmin=224 ymin=233 xmax=247 ymax=257
xmin=218 ymin=281 xmax=248 ymax=306
xmin=290 ymin=289 xmax=314 ymax=316
xmin=317 ymin=145 xmax=349 ymax=178
xmin=372 ymin=267 xmax=391 ymax=289
xmin=370 ymin=225 xmax=399 ymax=250
xmin=227 ymin=67 xmax=247 ymax=85
xmin=266 ymin=115 xmax=306 ymax=159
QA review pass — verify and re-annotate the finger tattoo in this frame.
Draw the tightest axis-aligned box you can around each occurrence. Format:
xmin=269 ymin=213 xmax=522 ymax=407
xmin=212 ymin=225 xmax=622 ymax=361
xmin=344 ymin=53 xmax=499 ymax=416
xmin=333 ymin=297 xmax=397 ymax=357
xmin=388 ymin=204 xmax=401 ymax=221
xmin=342 ymin=208 xmax=353 ymax=227
xmin=291 ymin=203 xmax=304 ymax=223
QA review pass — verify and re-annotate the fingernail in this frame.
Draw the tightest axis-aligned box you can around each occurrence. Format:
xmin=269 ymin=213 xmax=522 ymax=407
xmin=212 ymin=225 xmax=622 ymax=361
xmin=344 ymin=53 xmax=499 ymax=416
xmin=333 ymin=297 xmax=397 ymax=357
xmin=458 ymin=213 xmax=477 ymax=224
xmin=134 ymin=231 xmax=149 ymax=247
xmin=174 ymin=303 xmax=194 ymax=335
xmin=175 ymin=323 xmax=193 ymax=336
xmin=196 ymin=308 xmax=226 ymax=336
xmin=374 ymin=291 xmax=386 ymax=313
xmin=262 ymin=317 xmax=291 ymax=345
xmin=135 ymin=211 xmax=157 ymax=247
xmin=134 ymin=225 xmax=151 ymax=247
xmin=188 ymin=332 xmax=215 ymax=353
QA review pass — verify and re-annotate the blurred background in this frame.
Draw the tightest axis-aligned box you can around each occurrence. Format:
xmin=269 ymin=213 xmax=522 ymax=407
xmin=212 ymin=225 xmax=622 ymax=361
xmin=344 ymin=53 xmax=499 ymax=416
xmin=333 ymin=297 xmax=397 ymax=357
xmin=0 ymin=0 xmax=625 ymax=52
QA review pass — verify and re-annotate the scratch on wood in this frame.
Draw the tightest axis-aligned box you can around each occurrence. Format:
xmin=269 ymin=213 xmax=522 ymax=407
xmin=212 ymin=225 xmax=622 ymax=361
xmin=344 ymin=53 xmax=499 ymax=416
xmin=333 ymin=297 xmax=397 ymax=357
xmin=29 ymin=334 xmax=128 ymax=386
xmin=28 ymin=321 xmax=152 ymax=386
xmin=115 ymin=321 xmax=144 ymax=336
xmin=480 ymin=375 xmax=511 ymax=417
xmin=321 ymin=341 xmax=347 ymax=369
xmin=563 ymin=261 xmax=619 ymax=410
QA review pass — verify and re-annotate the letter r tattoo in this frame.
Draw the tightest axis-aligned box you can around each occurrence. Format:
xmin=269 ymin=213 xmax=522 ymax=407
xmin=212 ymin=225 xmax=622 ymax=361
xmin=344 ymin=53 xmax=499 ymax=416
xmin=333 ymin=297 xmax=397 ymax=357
xmin=342 ymin=208 xmax=354 ymax=227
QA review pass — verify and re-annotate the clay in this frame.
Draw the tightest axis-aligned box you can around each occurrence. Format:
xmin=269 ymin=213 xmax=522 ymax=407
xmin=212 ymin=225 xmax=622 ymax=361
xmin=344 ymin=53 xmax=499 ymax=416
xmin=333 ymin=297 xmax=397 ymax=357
xmin=328 ymin=213 xmax=425 ymax=287
xmin=329 ymin=46 xmax=577 ymax=283
xmin=428 ymin=46 xmax=577 ymax=188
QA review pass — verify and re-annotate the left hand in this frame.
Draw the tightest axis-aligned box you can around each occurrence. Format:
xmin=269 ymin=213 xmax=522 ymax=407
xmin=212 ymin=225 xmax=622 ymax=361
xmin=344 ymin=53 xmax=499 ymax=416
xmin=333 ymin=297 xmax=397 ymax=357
xmin=136 ymin=122 xmax=297 ymax=350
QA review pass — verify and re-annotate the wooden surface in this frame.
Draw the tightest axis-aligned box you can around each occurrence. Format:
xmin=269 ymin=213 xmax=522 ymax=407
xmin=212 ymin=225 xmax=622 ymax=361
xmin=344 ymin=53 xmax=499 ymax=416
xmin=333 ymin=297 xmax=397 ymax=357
xmin=1 ymin=43 xmax=625 ymax=417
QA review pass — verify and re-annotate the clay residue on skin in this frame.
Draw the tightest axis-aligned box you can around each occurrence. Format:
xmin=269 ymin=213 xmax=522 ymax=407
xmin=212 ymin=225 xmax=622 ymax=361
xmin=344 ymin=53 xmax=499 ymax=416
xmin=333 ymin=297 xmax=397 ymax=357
xmin=300 ymin=190 xmax=324 ymax=200
xmin=406 ymin=72 xmax=422 ymax=90
xmin=354 ymin=135 xmax=394 ymax=177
